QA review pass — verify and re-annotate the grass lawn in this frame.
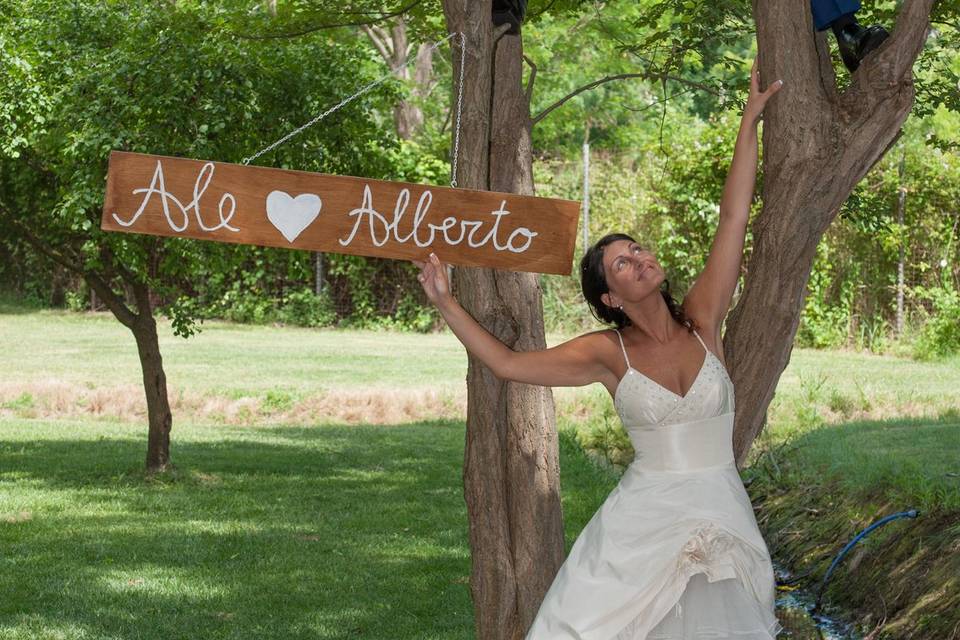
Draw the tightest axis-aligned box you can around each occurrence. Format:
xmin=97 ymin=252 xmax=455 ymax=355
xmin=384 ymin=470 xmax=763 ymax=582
xmin=0 ymin=307 xmax=468 ymax=395
xmin=0 ymin=418 xmax=618 ymax=640
xmin=1 ymin=305 xmax=958 ymax=638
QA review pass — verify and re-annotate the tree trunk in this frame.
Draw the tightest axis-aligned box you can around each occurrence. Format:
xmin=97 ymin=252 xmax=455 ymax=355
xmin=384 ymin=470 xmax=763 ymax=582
xmin=896 ymin=149 xmax=906 ymax=336
xmin=442 ymin=2 xmax=565 ymax=637
xmin=132 ymin=310 xmax=173 ymax=472
xmin=314 ymin=251 xmax=324 ymax=295
xmin=725 ymin=0 xmax=934 ymax=466
xmin=84 ymin=271 xmax=173 ymax=472
xmin=362 ymin=18 xmax=433 ymax=140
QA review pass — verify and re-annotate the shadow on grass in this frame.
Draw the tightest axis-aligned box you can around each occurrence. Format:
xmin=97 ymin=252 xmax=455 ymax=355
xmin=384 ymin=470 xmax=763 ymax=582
xmin=0 ymin=420 xmax=477 ymax=639
xmin=1 ymin=419 xmax=627 ymax=640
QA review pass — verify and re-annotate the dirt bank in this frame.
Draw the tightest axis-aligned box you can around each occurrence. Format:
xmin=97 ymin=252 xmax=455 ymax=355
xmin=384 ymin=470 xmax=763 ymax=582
xmin=744 ymin=446 xmax=960 ymax=639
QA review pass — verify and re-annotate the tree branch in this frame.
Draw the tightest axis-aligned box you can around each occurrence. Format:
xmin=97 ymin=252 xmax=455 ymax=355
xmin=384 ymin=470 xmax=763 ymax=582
xmin=523 ymin=54 xmax=536 ymax=105
xmin=531 ymin=71 xmax=718 ymax=126
xmin=0 ymin=203 xmax=139 ymax=327
xmin=233 ymin=0 xmax=422 ymax=40
xmin=83 ymin=271 xmax=140 ymax=329
xmin=493 ymin=22 xmax=512 ymax=44
xmin=930 ymin=20 xmax=959 ymax=31
xmin=361 ymin=24 xmax=393 ymax=63
xmin=859 ymin=0 xmax=935 ymax=82
xmin=371 ymin=24 xmax=394 ymax=55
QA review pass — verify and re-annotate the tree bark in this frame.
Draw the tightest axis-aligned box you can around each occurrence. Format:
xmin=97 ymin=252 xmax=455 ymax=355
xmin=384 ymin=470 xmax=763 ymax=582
xmin=442 ymin=2 xmax=565 ymax=637
xmin=82 ymin=269 xmax=174 ymax=473
xmin=725 ymin=0 xmax=934 ymax=466
xmin=131 ymin=282 xmax=173 ymax=472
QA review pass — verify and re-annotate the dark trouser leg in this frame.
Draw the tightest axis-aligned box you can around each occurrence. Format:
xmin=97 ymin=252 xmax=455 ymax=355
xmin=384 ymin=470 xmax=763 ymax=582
xmin=812 ymin=0 xmax=889 ymax=72
xmin=810 ymin=0 xmax=862 ymax=31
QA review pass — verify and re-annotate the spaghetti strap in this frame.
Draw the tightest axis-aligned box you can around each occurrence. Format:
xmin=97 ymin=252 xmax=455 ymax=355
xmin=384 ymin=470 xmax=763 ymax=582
xmin=613 ymin=329 xmax=631 ymax=369
xmin=691 ymin=328 xmax=708 ymax=354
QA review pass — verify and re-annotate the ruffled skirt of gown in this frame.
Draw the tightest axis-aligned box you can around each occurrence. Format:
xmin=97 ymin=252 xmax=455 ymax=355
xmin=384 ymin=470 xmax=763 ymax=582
xmin=524 ymin=455 xmax=783 ymax=640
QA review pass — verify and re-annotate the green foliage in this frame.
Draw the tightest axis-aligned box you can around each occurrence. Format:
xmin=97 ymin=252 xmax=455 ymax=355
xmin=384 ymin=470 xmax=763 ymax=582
xmin=164 ymin=295 xmax=206 ymax=339
xmin=276 ymin=289 xmax=337 ymax=328
xmin=796 ymin=243 xmax=856 ymax=349
xmin=0 ymin=0 xmax=397 ymax=335
xmin=575 ymin=402 xmax=635 ymax=469
xmin=912 ymin=282 xmax=960 ymax=360
xmin=217 ymin=282 xmax=277 ymax=325
xmin=794 ymin=119 xmax=960 ymax=354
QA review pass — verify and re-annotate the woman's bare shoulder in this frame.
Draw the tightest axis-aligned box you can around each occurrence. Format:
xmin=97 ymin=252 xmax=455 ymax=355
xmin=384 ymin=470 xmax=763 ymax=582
xmin=572 ymin=327 xmax=620 ymax=347
xmin=569 ymin=328 xmax=623 ymax=389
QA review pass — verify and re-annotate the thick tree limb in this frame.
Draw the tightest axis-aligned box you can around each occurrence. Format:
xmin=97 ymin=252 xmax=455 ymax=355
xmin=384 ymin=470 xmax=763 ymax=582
xmin=726 ymin=0 xmax=935 ymax=465
xmin=881 ymin=0 xmax=936 ymax=81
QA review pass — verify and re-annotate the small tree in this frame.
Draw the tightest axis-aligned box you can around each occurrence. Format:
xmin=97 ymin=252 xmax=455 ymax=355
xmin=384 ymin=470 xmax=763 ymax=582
xmin=0 ymin=0 xmax=394 ymax=470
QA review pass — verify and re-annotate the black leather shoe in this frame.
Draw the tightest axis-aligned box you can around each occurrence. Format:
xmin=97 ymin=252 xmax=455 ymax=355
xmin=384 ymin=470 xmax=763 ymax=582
xmin=492 ymin=0 xmax=527 ymax=34
xmin=836 ymin=23 xmax=890 ymax=72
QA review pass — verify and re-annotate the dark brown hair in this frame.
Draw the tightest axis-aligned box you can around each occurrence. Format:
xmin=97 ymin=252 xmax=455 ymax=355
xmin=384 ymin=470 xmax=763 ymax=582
xmin=579 ymin=232 xmax=697 ymax=332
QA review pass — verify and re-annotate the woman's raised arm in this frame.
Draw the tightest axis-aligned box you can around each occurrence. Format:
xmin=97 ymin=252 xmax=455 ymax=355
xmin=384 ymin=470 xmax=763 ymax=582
xmin=683 ymin=59 xmax=783 ymax=335
xmin=413 ymin=253 xmax=611 ymax=388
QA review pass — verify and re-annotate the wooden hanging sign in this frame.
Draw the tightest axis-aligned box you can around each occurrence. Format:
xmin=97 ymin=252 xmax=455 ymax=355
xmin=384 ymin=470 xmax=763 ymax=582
xmin=101 ymin=151 xmax=580 ymax=275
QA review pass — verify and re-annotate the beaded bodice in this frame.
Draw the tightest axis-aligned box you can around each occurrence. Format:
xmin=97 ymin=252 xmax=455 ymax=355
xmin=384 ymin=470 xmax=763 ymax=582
xmin=612 ymin=328 xmax=735 ymax=428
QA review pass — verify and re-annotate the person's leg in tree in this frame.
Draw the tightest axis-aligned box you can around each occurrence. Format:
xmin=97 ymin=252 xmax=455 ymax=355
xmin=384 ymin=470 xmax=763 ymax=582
xmin=810 ymin=0 xmax=889 ymax=72
xmin=492 ymin=0 xmax=528 ymax=34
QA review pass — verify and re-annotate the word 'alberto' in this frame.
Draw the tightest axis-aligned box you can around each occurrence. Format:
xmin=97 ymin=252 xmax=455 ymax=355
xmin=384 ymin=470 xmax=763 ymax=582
xmin=338 ymin=185 xmax=538 ymax=254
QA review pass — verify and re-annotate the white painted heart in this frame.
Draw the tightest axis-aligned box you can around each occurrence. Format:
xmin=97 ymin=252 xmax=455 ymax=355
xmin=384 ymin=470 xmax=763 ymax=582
xmin=266 ymin=191 xmax=322 ymax=243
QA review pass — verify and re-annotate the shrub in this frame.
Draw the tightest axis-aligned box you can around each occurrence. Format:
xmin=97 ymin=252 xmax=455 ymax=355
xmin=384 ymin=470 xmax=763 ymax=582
xmin=277 ymin=289 xmax=337 ymax=328
xmin=912 ymin=284 xmax=960 ymax=360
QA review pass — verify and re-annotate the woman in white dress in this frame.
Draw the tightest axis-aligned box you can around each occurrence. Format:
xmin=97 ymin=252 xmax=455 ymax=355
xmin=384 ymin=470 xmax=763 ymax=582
xmin=413 ymin=59 xmax=784 ymax=639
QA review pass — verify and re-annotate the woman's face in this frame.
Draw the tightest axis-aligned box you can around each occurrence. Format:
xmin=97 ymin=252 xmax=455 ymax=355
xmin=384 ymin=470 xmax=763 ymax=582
xmin=600 ymin=239 xmax=665 ymax=308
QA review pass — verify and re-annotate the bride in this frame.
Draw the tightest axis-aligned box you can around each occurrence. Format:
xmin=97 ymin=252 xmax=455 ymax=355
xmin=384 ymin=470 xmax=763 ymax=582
xmin=413 ymin=59 xmax=784 ymax=639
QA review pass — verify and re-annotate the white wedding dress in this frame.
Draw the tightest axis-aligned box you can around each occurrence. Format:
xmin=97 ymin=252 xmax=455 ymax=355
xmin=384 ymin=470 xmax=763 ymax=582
xmin=525 ymin=328 xmax=783 ymax=639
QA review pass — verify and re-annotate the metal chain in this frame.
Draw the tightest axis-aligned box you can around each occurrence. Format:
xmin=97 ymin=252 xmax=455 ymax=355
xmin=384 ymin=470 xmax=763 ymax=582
xmin=449 ymin=32 xmax=466 ymax=188
xmin=242 ymin=31 xmax=467 ymax=181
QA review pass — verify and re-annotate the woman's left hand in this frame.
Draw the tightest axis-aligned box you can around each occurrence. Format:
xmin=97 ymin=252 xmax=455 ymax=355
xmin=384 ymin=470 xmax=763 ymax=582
xmin=743 ymin=57 xmax=783 ymax=126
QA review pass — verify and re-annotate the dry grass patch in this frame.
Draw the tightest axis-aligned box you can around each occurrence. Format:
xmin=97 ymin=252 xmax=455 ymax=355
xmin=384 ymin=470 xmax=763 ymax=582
xmin=0 ymin=380 xmax=466 ymax=425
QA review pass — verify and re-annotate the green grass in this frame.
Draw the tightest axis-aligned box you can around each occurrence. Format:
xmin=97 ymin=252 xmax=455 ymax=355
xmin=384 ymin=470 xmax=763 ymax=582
xmin=1 ymin=304 xmax=958 ymax=637
xmin=0 ymin=419 xmax=617 ymax=640
xmin=0 ymin=308 xmax=469 ymax=395
xmin=766 ymin=349 xmax=960 ymax=431
xmin=756 ymin=415 xmax=960 ymax=512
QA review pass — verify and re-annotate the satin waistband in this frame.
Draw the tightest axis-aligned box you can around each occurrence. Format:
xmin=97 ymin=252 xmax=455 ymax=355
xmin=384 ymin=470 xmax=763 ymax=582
xmin=626 ymin=412 xmax=736 ymax=472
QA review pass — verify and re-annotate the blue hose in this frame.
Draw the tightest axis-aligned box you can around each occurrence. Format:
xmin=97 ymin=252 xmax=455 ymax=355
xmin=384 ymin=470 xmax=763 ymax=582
xmin=813 ymin=509 xmax=919 ymax=613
